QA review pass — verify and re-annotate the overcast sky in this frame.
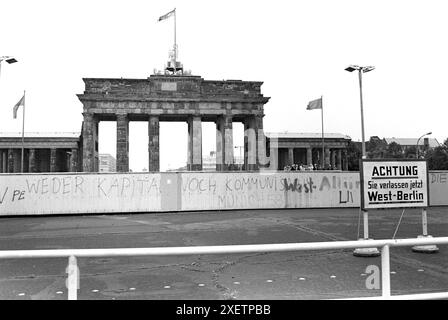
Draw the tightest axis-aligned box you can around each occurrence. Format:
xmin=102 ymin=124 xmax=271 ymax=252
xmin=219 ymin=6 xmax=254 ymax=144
xmin=1 ymin=0 xmax=447 ymax=171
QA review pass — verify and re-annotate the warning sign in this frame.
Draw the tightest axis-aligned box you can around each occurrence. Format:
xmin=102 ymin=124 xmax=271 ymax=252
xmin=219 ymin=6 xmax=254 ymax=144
xmin=360 ymin=159 xmax=429 ymax=210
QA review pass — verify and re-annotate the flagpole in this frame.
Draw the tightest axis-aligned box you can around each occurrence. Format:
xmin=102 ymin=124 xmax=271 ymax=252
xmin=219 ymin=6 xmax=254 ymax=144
xmin=321 ymin=95 xmax=324 ymax=169
xmin=173 ymin=8 xmax=177 ymax=72
xmin=21 ymin=90 xmax=25 ymax=173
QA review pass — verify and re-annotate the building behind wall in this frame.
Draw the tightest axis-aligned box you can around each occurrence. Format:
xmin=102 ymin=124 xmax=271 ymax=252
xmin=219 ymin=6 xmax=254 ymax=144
xmin=0 ymin=132 xmax=81 ymax=173
xmin=266 ymin=132 xmax=352 ymax=170
xmin=99 ymin=153 xmax=116 ymax=172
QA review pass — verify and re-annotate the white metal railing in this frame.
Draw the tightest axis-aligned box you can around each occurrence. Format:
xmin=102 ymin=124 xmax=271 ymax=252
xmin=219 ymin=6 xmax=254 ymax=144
xmin=0 ymin=237 xmax=447 ymax=300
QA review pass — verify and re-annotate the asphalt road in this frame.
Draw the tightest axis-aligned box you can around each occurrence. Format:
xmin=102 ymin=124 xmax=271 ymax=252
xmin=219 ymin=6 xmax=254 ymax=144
xmin=0 ymin=207 xmax=447 ymax=300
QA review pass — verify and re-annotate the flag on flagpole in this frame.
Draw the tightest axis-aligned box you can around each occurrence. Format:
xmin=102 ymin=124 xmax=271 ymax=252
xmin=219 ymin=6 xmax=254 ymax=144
xmin=13 ymin=93 xmax=25 ymax=119
xmin=306 ymin=97 xmax=322 ymax=110
xmin=158 ymin=8 xmax=175 ymax=21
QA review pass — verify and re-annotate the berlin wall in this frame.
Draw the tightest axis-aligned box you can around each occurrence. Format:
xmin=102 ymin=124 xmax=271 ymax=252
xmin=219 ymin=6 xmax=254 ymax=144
xmin=0 ymin=171 xmax=447 ymax=216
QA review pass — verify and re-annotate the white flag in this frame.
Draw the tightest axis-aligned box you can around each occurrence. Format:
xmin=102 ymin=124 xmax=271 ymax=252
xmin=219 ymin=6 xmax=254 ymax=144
xmin=13 ymin=93 xmax=25 ymax=119
xmin=158 ymin=9 xmax=175 ymax=21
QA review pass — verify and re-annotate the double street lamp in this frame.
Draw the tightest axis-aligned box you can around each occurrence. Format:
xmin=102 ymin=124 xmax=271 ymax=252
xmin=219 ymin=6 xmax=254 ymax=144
xmin=416 ymin=132 xmax=432 ymax=159
xmin=344 ymin=65 xmax=375 ymax=158
xmin=345 ymin=64 xmax=379 ymax=257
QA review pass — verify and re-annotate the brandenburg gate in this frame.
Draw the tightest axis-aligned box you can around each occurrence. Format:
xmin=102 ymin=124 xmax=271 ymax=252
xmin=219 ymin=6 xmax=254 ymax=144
xmin=77 ymin=74 xmax=270 ymax=172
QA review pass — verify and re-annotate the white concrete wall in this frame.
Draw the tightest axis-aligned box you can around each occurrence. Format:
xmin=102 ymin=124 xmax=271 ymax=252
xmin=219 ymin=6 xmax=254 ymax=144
xmin=0 ymin=171 xmax=447 ymax=216
xmin=180 ymin=172 xmax=360 ymax=210
xmin=428 ymin=171 xmax=448 ymax=206
xmin=0 ymin=173 xmax=161 ymax=215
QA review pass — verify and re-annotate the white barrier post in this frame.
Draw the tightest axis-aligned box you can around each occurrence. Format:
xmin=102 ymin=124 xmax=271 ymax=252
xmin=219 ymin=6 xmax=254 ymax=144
xmin=381 ymin=245 xmax=391 ymax=298
xmin=353 ymin=210 xmax=380 ymax=257
xmin=66 ymin=255 xmax=79 ymax=300
xmin=412 ymin=208 xmax=439 ymax=253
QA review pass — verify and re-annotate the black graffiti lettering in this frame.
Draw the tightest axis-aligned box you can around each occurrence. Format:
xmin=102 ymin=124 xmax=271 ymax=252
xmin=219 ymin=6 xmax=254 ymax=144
xmin=319 ymin=176 xmax=331 ymax=191
xmin=26 ymin=179 xmax=40 ymax=193
xmin=225 ymin=178 xmax=233 ymax=192
xmin=52 ymin=177 xmax=61 ymax=193
xmin=62 ymin=177 xmax=71 ymax=194
xmin=121 ymin=177 xmax=131 ymax=196
xmin=0 ymin=188 xmax=8 ymax=204
xmin=41 ymin=178 xmax=49 ymax=194
xmin=97 ymin=178 xmax=107 ymax=196
xmin=75 ymin=176 xmax=84 ymax=194
xmin=12 ymin=189 xmax=25 ymax=202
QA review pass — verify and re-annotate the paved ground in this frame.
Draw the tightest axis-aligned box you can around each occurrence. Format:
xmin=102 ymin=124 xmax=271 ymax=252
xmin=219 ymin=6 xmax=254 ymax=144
xmin=0 ymin=207 xmax=447 ymax=300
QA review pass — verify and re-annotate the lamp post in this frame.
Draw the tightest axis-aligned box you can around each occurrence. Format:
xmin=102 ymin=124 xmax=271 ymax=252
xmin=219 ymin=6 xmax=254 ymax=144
xmin=345 ymin=64 xmax=380 ymax=257
xmin=0 ymin=56 xmax=18 ymax=81
xmin=416 ymin=132 xmax=432 ymax=159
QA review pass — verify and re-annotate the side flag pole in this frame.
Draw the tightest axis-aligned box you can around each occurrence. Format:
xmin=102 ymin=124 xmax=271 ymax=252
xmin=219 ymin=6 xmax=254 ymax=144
xmin=173 ymin=8 xmax=177 ymax=73
xmin=21 ymin=90 xmax=26 ymax=173
xmin=321 ymin=95 xmax=324 ymax=170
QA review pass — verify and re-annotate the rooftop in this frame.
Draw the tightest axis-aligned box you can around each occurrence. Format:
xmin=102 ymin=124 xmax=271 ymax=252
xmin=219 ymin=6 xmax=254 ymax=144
xmin=385 ymin=137 xmax=440 ymax=148
xmin=265 ymin=132 xmax=351 ymax=140
xmin=0 ymin=132 xmax=80 ymax=138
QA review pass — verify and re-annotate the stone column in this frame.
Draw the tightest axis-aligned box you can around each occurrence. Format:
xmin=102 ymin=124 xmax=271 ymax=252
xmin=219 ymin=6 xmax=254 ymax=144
xmin=244 ymin=117 xmax=258 ymax=171
xmin=331 ymin=149 xmax=336 ymax=169
xmin=116 ymin=114 xmax=129 ymax=172
xmin=306 ymin=148 xmax=312 ymax=166
xmin=255 ymin=115 xmax=268 ymax=168
xmin=324 ymin=148 xmax=331 ymax=169
xmin=215 ymin=116 xmax=224 ymax=171
xmin=3 ymin=151 xmax=7 ymax=173
xmin=82 ymin=113 xmax=97 ymax=172
xmin=337 ymin=149 xmax=342 ymax=170
xmin=7 ymin=149 xmax=14 ymax=173
xmin=187 ymin=116 xmax=202 ymax=171
xmin=0 ymin=150 xmax=3 ymax=173
xmin=148 ymin=115 xmax=160 ymax=172
xmin=29 ymin=149 xmax=37 ymax=173
xmin=269 ymin=145 xmax=278 ymax=170
xmin=343 ymin=150 xmax=349 ymax=171
xmin=70 ymin=148 xmax=78 ymax=172
xmin=216 ymin=115 xmax=233 ymax=171
xmin=50 ymin=148 xmax=57 ymax=172
xmin=288 ymin=148 xmax=294 ymax=165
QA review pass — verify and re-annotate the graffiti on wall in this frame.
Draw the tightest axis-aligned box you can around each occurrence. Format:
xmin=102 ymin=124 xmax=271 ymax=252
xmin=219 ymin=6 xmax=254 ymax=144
xmin=0 ymin=174 xmax=161 ymax=215
xmin=181 ymin=172 xmax=361 ymax=210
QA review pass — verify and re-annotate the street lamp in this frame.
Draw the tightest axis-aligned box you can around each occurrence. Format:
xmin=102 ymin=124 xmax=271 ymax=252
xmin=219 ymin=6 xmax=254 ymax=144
xmin=345 ymin=65 xmax=375 ymax=158
xmin=416 ymin=132 xmax=432 ymax=159
xmin=345 ymin=64 xmax=379 ymax=257
xmin=0 ymin=56 xmax=18 ymax=79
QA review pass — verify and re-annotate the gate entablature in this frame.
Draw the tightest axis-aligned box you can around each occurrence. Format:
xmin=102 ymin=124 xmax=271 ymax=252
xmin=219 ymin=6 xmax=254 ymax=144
xmin=78 ymin=74 xmax=270 ymax=172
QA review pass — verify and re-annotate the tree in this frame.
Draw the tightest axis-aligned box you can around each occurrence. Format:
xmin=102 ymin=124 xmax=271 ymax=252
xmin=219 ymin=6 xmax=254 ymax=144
xmin=346 ymin=141 xmax=362 ymax=171
xmin=384 ymin=142 xmax=403 ymax=159
xmin=426 ymin=146 xmax=448 ymax=170
xmin=366 ymin=136 xmax=387 ymax=159
xmin=404 ymin=145 xmax=417 ymax=159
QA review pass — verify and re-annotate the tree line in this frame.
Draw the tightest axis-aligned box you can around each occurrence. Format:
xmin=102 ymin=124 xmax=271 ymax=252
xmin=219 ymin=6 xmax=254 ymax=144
xmin=346 ymin=137 xmax=448 ymax=170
